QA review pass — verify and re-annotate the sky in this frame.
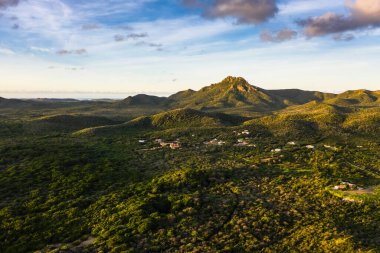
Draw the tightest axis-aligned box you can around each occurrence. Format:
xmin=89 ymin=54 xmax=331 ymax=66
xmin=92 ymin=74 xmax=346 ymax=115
xmin=0 ymin=0 xmax=380 ymax=98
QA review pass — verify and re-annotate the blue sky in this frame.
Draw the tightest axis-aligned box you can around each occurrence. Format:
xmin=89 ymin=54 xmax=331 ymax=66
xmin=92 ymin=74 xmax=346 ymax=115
xmin=0 ymin=0 xmax=380 ymax=97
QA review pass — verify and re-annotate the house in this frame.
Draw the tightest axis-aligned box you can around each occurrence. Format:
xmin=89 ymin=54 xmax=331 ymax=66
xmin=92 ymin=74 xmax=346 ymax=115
xmin=342 ymin=182 xmax=356 ymax=188
xmin=234 ymin=141 xmax=249 ymax=147
xmin=204 ymin=138 xmax=226 ymax=146
xmin=170 ymin=142 xmax=181 ymax=150
xmin=217 ymin=141 xmax=226 ymax=146
xmin=159 ymin=140 xmax=181 ymax=149
xmin=271 ymin=148 xmax=282 ymax=153
xmin=287 ymin=141 xmax=296 ymax=145
xmin=204 ymin=139 xmax=219 ymax=145
xmin=306 ymin=145 xmax=315 ymax=149
xmin=138 ymin=140 xmax=146 ymax=144
xmin=236 ymin=130 xmax=250 ymax=136
xmin=333 ymin=185 xmax=347 ymax=190
xmin=333 ymin=182 xmax=357 ymax=190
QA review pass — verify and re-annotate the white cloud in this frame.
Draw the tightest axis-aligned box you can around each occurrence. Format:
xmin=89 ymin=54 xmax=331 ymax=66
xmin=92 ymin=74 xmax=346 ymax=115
xmin=0 ymin=47 xmax=15 ymax=55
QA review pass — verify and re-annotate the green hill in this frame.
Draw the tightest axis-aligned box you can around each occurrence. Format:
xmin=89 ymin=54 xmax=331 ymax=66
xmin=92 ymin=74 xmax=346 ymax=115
xmin=75 ymin=108 xmax=245 ymax=136
xmin=245 ymin=99 xmax=380 ymax=138
xmin=119 ymin=94 xmax=170 ymax=107
xmin=326 ymin=90 xmax=380 ymax=106
xmin=343 ymin=107 xmax=380 ymax=134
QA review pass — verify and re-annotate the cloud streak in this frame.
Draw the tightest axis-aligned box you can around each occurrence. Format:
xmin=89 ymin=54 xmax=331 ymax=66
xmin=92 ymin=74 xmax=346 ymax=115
xmin=56 ymin=49 xmax=87 ymax=55
xmin=113 ymin=32 xmax=149 ymax=42
xmin=183 ymin=0 xmax=278 ymax=24
xmin=297 ymin=0 xmax=380 ymax=37
xmin=260 ymin=29 xmax=297 ymax=43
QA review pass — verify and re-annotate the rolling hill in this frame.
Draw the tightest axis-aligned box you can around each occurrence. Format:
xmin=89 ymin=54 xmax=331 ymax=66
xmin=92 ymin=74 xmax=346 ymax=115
xmin=325 ymin=89 xmax=380 ymax=107
xmin=119 ymin=94 xmax=170 ymax=107
xmin=74 ymin=108 xmax=245 ymax=136
xmin=244 ymin=98 xmax=380 ymax=138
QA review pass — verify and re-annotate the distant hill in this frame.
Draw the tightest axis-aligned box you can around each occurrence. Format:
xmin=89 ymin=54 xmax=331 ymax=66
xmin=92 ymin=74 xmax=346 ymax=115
xmin=119 ymin=94 xmax=170 ymax=107
xmin=0 ymin=97 xmax=37 ymax=108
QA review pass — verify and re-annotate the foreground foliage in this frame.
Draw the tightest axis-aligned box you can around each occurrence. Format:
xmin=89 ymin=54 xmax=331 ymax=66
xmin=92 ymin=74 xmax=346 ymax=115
xmin=0 ymin=128 xmax=379 ymax=252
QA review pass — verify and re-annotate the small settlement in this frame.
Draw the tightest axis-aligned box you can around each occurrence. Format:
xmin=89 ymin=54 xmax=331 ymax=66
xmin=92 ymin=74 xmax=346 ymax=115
xmin=138 ymin=138 xmax=181 ymax=150
xmin=138 ymin=131 xmax=349 ymax=162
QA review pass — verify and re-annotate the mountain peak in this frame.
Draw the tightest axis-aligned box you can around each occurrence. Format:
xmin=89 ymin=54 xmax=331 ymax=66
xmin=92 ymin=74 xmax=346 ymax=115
xmin=220 ymin=76 xmax=258 ymax=93
xmin=223 ymin=76 xmax=248 ymax=83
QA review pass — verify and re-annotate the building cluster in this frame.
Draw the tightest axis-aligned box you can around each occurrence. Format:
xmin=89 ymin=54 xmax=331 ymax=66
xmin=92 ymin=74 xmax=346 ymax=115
xmin=138 ymin=138 xmax=181 ymax=150
xmin=332 ymin=182 xmax=361 ymax=191
xmin=139 ymin=133 xmax=345 ymax=156
xmin=233 ymin=130 xmax=250 ymax=136
xmin=156 ymin=139 xmax=181 ymax=150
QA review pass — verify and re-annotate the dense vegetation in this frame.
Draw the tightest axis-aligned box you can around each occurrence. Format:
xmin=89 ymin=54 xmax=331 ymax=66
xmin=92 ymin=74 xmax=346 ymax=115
xmin=0 ymin=77 xmax=379 ymax=252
